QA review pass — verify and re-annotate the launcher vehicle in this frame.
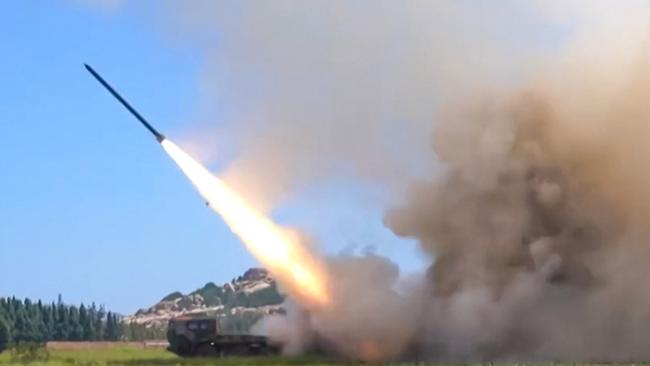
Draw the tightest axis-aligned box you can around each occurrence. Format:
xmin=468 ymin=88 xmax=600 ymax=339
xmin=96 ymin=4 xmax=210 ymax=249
xmin=167 ymin=316 xmax=280 ymax=357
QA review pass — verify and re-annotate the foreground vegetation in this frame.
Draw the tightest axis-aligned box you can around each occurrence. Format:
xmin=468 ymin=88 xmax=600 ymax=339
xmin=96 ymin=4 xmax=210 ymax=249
xmin=2 ymin=345 xmax=650 ymax=366
xmin=0 ymin=344 xmax=337 ymax=366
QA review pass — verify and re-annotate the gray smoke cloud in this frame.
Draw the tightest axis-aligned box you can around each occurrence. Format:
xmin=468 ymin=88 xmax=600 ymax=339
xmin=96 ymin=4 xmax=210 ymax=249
xmin=87 ymin=1 xmax=650 ymax=361
xmin=237 ymin=2 xmax=650 ymax=361
xmin=156 ymin=0 xmax=551 ymax=211
xmin=381 ymin=4 xmax=650 ymax=359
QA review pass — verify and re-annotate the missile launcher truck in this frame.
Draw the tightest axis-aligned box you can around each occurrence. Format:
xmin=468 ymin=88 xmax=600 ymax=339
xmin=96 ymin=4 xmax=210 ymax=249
xmin=167 ymin=316 xmax=280 ymax=357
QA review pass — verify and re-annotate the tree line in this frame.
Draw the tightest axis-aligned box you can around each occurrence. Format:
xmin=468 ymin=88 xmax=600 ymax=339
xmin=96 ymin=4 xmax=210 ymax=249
xmin=0 ymin=296 xmax=121 ymax=352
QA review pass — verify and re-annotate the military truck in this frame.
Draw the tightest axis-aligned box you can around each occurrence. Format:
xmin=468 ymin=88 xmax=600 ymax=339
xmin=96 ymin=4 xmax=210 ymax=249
xmin=167 ymin=316 xmax=280 ymax=357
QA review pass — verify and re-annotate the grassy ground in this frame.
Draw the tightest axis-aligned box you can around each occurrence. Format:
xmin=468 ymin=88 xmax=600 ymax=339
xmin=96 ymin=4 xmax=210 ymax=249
xmin=2 ymin=346 xmax=648 ymax=366
xmin=0 ymin=345 xmax=338 ymax=366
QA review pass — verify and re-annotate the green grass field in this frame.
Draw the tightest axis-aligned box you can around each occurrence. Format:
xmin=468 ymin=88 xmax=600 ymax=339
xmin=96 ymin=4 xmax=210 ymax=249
xmin=0 ymin=346 xmax=647 ymax=366
xmin=0 ymin=345 xmax=340 ymax=366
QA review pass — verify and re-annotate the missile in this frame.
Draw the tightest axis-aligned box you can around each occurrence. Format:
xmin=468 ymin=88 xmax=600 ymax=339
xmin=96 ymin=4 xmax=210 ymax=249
xmin=84 ymin=63 xmax=165 ymax=143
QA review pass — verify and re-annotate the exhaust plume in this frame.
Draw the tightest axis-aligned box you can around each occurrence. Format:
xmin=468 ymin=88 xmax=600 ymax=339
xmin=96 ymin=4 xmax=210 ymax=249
xmin=161 ymin=139 xmax=330 ymax=308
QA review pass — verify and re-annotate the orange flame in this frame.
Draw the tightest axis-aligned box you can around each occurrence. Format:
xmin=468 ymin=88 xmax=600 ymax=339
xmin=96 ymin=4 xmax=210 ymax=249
xmin=161 ymin=139 xmax=330 ymax=307
xmin=358 ymin=340 xmax=383 ymax=362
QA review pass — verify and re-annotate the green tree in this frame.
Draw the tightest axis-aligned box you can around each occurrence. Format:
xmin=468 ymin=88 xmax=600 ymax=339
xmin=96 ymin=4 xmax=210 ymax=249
xmin=54 ymin=301 xmax=68 ymax=340
xmin=68 ymin=306 xmax=83 ymax=341
xmin=81 ymin=304 xmax=96 ymax=341
xmin=0 ymin=297 xmax=123 ymax=343
xmin=104 ymin=312 xmax=119 ymax=341
xmin=94 ymin=305 xmax=105 ymax=341
xmin=0 ymin=316 xmax=11 ymax=352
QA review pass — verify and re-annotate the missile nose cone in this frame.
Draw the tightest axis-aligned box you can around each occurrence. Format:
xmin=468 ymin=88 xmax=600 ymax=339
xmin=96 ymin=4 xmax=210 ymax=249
xmin=84 ymin=63 xmax=98 ymax=77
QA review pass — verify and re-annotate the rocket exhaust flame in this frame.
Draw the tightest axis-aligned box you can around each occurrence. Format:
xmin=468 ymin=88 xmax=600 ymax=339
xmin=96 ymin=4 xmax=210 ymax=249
xmin=160 ymin=139 xmax=331 ymax=307
xmin=85 ymin=64 xmax=330 ymax=308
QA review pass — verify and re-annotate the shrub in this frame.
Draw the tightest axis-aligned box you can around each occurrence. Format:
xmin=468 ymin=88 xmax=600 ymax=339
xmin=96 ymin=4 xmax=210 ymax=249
xmin=9 ymin=342 xmax=49 ymax=364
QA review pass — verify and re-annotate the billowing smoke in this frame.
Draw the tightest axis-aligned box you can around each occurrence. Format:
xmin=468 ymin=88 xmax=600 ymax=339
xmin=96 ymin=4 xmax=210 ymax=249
xmin=236 ymin=2 xmax=650 ymax=360
xmin=384 ymin=84 xmax=650 ymax=360
xmin=261 ymin=69 xmax=650 ymax=360
xmin=87 ymin=0 xmax=650 ymax=361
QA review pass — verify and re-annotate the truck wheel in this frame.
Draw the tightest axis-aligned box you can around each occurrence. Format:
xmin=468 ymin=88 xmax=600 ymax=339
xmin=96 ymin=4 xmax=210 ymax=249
xmin=227 ymin=345 xmax=251 ymax=356
xmin=195 ymin=344 xmax=219 ymax=357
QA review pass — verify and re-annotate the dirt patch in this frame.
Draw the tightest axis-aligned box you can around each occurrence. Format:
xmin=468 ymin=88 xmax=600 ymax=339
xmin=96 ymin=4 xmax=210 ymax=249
xmin=46 ymin=341 xmax=168 ymax=350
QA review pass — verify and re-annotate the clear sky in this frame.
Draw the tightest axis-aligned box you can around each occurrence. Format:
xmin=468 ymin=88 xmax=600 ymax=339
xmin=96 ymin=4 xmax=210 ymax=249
xmin=0 ymin=2 xmax=429 ymax=313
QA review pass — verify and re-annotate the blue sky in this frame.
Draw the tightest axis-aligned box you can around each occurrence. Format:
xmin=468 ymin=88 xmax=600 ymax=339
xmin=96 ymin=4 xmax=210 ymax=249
xmin=0 ymin=2 xmax=429 ymax=313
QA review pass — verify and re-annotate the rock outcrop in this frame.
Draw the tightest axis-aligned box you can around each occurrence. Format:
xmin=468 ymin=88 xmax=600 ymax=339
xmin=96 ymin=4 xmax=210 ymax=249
xmin=123 ymin=268 xmax=284 ymax=331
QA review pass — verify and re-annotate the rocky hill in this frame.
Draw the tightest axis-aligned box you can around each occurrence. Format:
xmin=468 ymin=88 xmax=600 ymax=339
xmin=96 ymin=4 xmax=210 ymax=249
xmin=123 ymin=268 xmax=285 ymax=332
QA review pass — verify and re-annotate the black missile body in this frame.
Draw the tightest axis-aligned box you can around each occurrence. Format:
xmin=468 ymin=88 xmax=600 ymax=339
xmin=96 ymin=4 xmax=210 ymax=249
xmin=84 ymin=64 xmax=165 ymax=143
